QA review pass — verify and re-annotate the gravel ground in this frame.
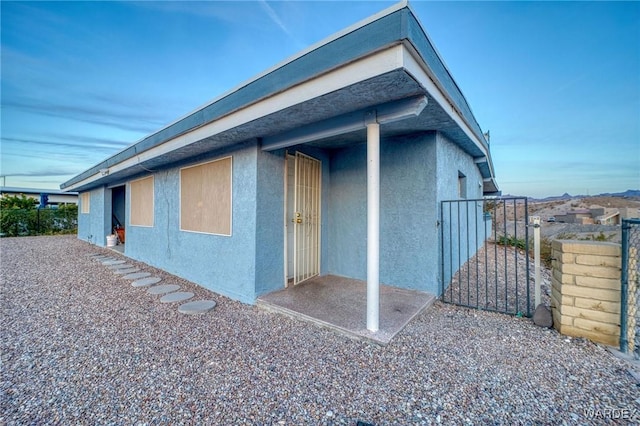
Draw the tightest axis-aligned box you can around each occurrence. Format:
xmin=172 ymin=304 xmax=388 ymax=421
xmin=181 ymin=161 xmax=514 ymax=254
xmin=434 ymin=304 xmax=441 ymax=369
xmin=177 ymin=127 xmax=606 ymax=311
xmin=1 ymin=235 xmax=639 ymax=425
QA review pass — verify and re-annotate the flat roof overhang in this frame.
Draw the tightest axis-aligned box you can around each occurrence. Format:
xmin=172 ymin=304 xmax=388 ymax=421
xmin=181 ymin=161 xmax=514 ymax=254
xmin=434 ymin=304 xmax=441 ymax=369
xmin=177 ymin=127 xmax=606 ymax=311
xmin=61 ymin=2 xmax=498 ymax=194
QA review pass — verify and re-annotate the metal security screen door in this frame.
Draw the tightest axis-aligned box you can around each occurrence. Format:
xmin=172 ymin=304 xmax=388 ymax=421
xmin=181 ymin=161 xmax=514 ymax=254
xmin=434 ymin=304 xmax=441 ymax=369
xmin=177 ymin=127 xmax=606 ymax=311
xmin=293 ymin=152 xmax=321 ymax=285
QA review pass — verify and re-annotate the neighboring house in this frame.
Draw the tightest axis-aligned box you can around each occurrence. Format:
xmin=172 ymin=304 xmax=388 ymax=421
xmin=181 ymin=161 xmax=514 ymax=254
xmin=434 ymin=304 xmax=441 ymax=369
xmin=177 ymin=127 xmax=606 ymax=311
xmin=1 ymin=186 xmax=78 ymax=208
xmin=595 ymin=210 xmax=620 ymax=225
xmin=61 ymin=1 xmax=499 ymax=306
xmin=556 ymin=207 xmax=638 ymax=225
xmin=555 ymin=209 xmax=595 ymax=225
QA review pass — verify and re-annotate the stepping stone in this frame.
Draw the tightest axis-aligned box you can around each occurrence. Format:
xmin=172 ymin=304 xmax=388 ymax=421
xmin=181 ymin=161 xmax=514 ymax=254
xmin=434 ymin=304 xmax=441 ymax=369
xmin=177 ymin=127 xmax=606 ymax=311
xmin=93 ymin=256 xmax=113 ymax=261
xmin=108 ymin=263 xmax=133 ymax=270
xmin=113 ymin=268 xmax=140 ymax=275
xmin=178 ymin=300 xmax=216 ymax=314
xmin=122 ymin=272 xmax=151 ymax=280
xmin=147 ymin=284 xmax=181 ymax=295
xmin=131 ymin=277 xmax=162 ymax=287
xmin=102 ymin=259 xmax=126 ymax=265
xmin=160 ymin=292 xmax=194 ymax=303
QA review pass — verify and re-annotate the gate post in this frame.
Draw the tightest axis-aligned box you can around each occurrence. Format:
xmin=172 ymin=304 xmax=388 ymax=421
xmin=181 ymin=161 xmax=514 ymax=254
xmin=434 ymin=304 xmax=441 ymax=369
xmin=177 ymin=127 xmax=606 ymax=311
xmin=530 ymin=216 xmax=541 ymax=307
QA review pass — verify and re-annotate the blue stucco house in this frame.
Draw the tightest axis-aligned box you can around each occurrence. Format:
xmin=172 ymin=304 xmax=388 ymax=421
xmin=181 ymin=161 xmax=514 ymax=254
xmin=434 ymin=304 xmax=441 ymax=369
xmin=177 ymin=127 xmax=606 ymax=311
xmin=61 ymin=1 xmax=499 ymax=326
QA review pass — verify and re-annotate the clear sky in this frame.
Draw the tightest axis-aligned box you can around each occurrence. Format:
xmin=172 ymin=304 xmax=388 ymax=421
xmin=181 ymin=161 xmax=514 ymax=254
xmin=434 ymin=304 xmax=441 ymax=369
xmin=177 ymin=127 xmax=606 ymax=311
xmin=1 ymin=1 xmax=639 ymax=198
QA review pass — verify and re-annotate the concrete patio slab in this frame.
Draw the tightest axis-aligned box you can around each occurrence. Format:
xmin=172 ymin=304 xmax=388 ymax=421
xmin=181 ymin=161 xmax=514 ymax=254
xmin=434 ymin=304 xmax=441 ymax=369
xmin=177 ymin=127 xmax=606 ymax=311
xmin=147 ymin=284 xmax=180 ymax=295
xmin=131 ymin=277 xmax=162 ymax=287
xmin=178 ymin=300 xmax=216 ymax=314
xmin=257 ymin=275 xmax=436 ymax=345
xmin=160 ymin=292 xmax=195 ymax=303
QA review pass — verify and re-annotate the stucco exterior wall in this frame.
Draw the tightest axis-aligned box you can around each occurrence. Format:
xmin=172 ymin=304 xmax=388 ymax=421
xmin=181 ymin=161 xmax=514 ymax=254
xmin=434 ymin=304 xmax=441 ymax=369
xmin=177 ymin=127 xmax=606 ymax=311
xmin=327 ymin=132 xmax=439 ymax=293
xmin=77 ymin=186 xmax=110 ymax=246
xmin=125 ymin=143 xmax=259 ymax=304
xmin=254 ymin=148 xmax=286 ymax=296
xmin=437 ymin=132 xmax=485 ymax=288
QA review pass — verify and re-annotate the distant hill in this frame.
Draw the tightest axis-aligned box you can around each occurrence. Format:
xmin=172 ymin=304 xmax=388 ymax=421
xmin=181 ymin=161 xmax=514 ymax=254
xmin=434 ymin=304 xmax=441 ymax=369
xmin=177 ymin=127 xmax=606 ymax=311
xmin=597 ymin=189 xmax=640 ymax=198
xmin=525 ymin=190 xmax=640 ymax=202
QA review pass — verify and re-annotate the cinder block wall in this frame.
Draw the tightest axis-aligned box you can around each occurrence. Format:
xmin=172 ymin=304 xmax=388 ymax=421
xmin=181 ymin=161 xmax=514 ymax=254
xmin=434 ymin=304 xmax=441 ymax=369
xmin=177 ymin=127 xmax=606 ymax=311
xmin=550 ymin=240 xmax=621 ymax=347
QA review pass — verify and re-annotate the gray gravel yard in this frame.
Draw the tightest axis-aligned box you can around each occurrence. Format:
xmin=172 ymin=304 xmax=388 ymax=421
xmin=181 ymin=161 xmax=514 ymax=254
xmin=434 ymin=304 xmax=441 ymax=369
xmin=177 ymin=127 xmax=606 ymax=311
xmin=1 ymin=236 xmax=639 ymax=425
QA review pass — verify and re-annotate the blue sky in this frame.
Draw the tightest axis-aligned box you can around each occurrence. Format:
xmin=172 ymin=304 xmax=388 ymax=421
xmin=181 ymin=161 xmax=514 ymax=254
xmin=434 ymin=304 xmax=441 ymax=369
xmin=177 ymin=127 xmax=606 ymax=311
xmin=1 ymin=1 xmax=638 ymax=198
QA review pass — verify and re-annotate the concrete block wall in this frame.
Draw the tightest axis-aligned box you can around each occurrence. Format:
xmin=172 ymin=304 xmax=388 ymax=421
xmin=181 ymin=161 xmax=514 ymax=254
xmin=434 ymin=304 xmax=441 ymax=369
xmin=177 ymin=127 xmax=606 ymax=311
xmin=551 ymin=240 xmax=621 ymax=347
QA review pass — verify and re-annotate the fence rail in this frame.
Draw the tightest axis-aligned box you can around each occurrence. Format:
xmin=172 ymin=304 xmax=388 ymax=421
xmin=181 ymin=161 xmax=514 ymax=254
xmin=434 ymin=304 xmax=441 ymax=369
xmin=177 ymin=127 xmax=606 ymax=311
xmin=440 ymin=197 xmax=533 ymax=316
xmin=0 ymin=207 xmax=78 ymax=237
xmin=621 ymin=218 xmax=640 ymax=359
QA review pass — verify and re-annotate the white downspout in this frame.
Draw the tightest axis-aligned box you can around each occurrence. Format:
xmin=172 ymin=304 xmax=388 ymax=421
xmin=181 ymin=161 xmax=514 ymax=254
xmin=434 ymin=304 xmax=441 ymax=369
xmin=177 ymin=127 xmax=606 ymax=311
xmin=366 ymin=119 xmax=380 ymax=332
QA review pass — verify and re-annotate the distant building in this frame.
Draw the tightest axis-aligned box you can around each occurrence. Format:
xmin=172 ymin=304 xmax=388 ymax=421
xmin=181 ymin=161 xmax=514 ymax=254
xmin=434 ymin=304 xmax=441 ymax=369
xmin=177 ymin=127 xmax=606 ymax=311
xmin=554 ymin=206 xmax=640 ymax=225
xmin=1 ymin=186 xmax=78 ymax=208
xmin=555 ymin=209 xmax=594 ymax=224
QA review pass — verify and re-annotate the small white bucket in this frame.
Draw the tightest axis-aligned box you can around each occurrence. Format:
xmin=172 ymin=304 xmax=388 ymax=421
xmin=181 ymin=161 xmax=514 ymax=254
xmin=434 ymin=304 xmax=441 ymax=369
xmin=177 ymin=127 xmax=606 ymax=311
xmin=106 ymin=235 xmax=117 ymax=247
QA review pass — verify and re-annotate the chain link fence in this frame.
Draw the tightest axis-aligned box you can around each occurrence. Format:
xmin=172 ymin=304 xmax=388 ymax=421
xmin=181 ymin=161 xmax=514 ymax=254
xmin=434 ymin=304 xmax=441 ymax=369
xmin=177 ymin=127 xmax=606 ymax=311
xmin=621 ymin=218 xmax=640 ymax=359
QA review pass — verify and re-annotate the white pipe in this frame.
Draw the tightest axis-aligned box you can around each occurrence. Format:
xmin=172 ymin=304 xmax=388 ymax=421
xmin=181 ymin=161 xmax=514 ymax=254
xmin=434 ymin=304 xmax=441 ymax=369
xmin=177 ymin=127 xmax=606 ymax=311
xmin=367 ymin=121 xmax=380 ymax=332
xmin=533 ymin=216 xmax=541 ymax=307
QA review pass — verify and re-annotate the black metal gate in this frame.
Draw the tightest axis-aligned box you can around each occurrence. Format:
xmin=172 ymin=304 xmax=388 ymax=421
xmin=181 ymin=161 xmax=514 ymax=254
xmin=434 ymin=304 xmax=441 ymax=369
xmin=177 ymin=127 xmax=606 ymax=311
xmin=440 ymin=197 xmax=533 ymax=316
xmin=620 ymin=218 xmax=640 ymax=359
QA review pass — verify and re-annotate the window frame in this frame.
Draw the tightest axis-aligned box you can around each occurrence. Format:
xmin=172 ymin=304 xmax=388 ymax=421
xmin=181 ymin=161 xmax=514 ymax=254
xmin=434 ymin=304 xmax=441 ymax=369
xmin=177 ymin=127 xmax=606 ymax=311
xmin=458 ymin=171 xmax=467 ymax=199
xmin=80 ymin=192 xmax=90 ymax=214
xmin=129 ymin=175 xmax=155 ymax=227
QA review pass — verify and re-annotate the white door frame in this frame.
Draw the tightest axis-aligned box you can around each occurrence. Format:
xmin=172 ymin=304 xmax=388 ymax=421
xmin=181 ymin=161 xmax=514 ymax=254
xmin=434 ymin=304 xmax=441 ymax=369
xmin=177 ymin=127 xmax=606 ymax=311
xmin=284 ymin=151 xmax=321 ymax=286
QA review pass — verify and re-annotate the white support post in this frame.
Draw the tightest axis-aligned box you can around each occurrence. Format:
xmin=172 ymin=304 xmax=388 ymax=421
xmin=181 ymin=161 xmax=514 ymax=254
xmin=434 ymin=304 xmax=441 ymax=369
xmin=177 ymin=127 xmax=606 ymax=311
xmin=531 ymin=216 xmax=541 ymax=307
xmin=366 ymin=120 xmax=380 ymax=332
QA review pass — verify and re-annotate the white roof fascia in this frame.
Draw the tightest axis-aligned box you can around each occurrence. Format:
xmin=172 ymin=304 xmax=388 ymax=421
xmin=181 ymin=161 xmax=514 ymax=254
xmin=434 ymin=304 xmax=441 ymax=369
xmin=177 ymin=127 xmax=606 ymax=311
xmin=401 ymin=42 xmax=491 ymax=162
xmin=62 ymin=45 xmax=407 ymax=192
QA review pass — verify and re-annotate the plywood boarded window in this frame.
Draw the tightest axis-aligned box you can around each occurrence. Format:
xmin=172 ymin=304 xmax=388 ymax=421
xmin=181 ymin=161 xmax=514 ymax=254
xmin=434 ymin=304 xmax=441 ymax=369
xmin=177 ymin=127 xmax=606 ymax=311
xmin=180 ymin=156 xmax=232 ymax=236
xmin=80 ymin=192 xmax=90 ymax=214
xmin=130 ymin=176 xmax=154 ymax=227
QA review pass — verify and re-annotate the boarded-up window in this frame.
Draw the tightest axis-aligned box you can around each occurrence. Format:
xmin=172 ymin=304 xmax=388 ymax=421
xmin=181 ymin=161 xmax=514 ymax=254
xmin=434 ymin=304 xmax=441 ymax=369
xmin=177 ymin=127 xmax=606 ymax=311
xmin=130 ymin=176 xmax=154 ymax=227
xmin=180 ymin=157 xmax=232 ymax=235
xmin=80 ymin=192 xmax=90 ymax=214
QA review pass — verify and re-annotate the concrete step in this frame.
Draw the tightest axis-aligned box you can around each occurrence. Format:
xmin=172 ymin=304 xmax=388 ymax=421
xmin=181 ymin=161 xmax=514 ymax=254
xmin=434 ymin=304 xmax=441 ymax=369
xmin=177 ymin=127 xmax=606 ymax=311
xmin=122 ymin=272 xmax=152 ymax=280
xmin=178 ymin=300 xmax=216 ymax=314
xmin=90 ymin=250 xmax=215 ymax=315
xmin=160 ymin=292 xmax=194 ymax=303
xmin=131 ymin=277 xmax=162 ymax=287
xmin=147 ymin=284 xmax=181 ymax=295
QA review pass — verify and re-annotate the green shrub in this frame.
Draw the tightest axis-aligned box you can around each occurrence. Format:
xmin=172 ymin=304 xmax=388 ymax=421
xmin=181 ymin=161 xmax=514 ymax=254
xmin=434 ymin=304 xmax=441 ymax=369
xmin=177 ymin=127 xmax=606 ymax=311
xmin=0 ymin=194 xmax=38 ymax=210
xmin=0 ymin=205 xmax=77 ymax=237
xmin=556 ymin=232 xmax=578 ymax=240
xmin=496 ymin=234 xmax=527 ymax=251
xmin=539 ymin=237 xmax=553 ymax=268
xmin=580 ymin=232 xmax=614 ymax=242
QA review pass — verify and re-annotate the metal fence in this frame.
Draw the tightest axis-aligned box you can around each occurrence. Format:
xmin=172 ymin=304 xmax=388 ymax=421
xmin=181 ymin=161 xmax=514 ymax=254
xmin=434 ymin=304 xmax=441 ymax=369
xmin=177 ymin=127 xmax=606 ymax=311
xmin=0 ymin=207 xmax=78 ymax=237
xmin=620 ymin=218 xmax=640 ymax=359
xmin=440 ymin=197 xmax=533 ymax=316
